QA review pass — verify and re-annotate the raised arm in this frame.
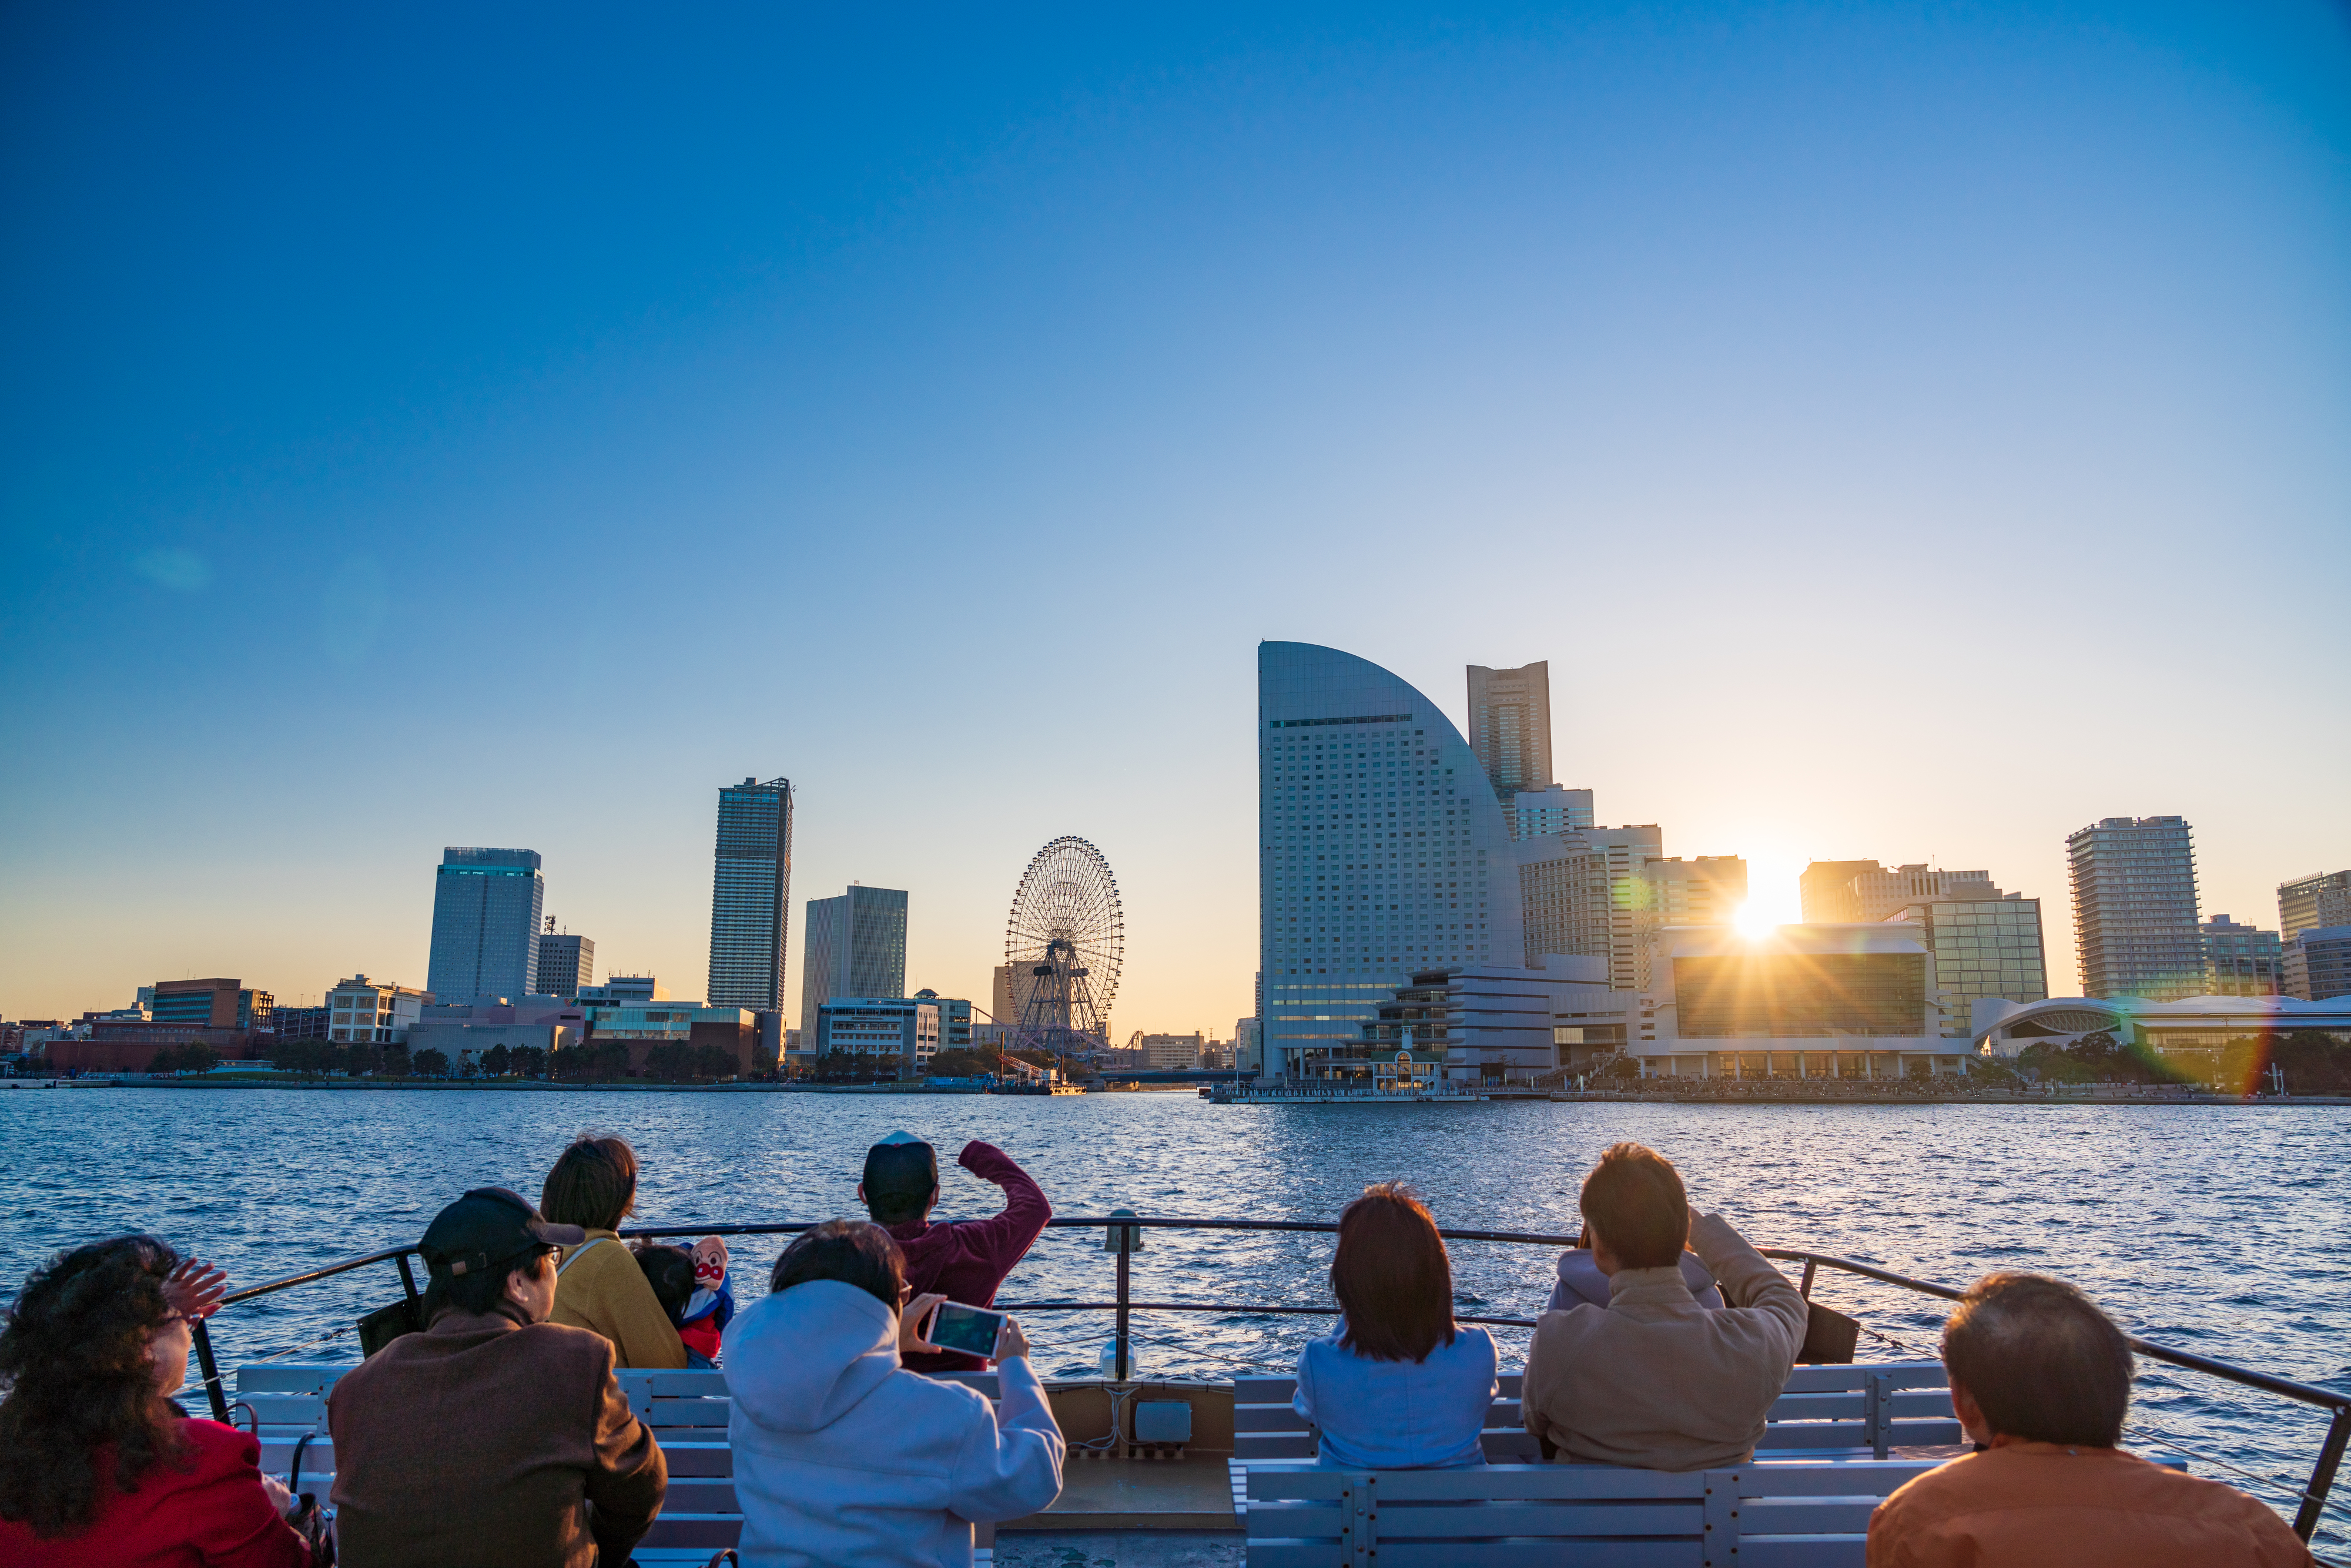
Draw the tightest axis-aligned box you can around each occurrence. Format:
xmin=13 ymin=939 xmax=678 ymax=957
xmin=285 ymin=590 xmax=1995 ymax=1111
xmin=1687 ymin=1212 xmax=1807 ymax=1362
xmin=954 ymin=1141 xmax=1051 ymax=1273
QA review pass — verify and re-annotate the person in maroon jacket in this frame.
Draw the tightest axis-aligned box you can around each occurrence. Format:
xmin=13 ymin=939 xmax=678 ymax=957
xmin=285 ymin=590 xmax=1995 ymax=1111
xmin=859 ymin=1132 xmax=1051 ymax=1373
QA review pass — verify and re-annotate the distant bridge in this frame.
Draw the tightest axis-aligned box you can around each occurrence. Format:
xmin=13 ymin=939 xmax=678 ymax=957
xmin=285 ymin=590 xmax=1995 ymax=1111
xmin=1084 ymin=1068 xmax=1253 ymax=1085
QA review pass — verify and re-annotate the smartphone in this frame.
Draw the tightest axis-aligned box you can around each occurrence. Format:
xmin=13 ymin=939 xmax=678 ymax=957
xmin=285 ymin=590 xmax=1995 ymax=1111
xmin=925 ymin=1301 xmax=1006 ymax=1359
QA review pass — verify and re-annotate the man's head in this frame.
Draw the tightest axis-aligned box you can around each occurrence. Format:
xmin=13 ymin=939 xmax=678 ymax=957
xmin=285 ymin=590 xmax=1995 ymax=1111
xmin=1941 ymin=1272 xmax=2132 ymax=1448
xmin=771 ymin=1219 xmax=907 ymax=1312
xmin=858 ymin=1132 xmax=939 ymax=1227
xmin=418 ymin=1187 xmax=584 ymax=1325
xmin=1578 ymin=1142 xmax=1690 ymax=1271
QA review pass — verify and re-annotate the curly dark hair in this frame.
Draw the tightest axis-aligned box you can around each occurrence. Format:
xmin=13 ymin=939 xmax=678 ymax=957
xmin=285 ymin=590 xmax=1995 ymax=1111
xmin=0 ymin=1235 xmax=189 ymax=1537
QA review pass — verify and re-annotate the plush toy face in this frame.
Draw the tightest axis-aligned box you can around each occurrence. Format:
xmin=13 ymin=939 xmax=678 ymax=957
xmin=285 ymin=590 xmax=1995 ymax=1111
xmin=692 ymin=1235 xmax=728 ymax=1285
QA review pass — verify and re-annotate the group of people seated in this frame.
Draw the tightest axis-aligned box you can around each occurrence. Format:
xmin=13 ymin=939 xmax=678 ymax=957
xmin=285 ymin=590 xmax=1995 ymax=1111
xmin=0 ymin=1133 xmax=2316 ymax=1567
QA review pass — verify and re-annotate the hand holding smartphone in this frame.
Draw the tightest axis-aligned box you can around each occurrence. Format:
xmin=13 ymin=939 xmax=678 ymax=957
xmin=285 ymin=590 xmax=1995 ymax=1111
xmin=925 ymin=1301 xmax=1010 ymax=1360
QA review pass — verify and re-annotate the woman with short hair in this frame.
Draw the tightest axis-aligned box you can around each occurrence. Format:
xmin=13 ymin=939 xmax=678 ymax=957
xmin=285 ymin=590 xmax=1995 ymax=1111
xmin=724 ymin=1219 xmax=1064 ymax=1567
xmin=1292 ymin=1182 xmax=1498 ymax=1469
xmin=0 ymin=1235 xmax=310 ymax=1565
xmin=541 ymin=1134 xmax=687 ymax=1368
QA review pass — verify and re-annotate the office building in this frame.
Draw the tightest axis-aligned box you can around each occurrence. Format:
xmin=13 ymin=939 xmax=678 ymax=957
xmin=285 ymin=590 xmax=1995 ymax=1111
xmin=1466 ymin=662 xmax=1553 ymax=834
xmin=2279 ymin=871 xmax=2351 ymax=944
xmin=576 ymin=989 xmax=762 ymax=1076
xmin=991 ymin=962 xmax=1041 ymax=1033
xmin=1643 ymin=856 xmax=1748 ymax=926
xmin=327 ymin=976 xmax=431 ymax=1046
xmin=1261 ymin=642 xmax=1527 ymax=1080
xmin=1233 ymin=1017 xmax=1263 ymax=1075
xmin=1884 ymin=896 xmax=2048 ymax=1036
xmin=1319 ymin=956 xmax=1611 ymax=1086
xmin=533 ymin=923 xmax=594 ymax=1000
xmin=709 ymin=778 xmax=793 ymax=1011
xmin=799 ymin=885 xmax=910 ymax=1041
xmin=1848 ymin=865 xmax=1999 ymax=923
xmin=1118 ymin=1031 xmax=1209 ymax=1070
xmin=271 ymin=1006 xmax=329 ymax=1041
xmin=2199 ymin=915 xmax=2283 ymax=997
xmin=1634 ymin=924 xmax=1970 ymax=1077
xmin=426 ymin=847 xmax=544 ymax=1005
xmin=1517 ymin=824 xmax=1664 ymax=987
xmin=808 ymin=991 xmax=971 ymax=1077
xmin=2284 ymin=927 xmax=2351 ymax=1002
xmin=1799 ymin=861 xmax=1883 ymax=924
xmin=149 ymin=978 xmax=272 ymax=1031
xmin=2067 ymin=816 xmax=2203 ymax=1000
xmin=407 ymin=997 xmax=584 ymax=1070
xmin=1512 ymin=785 xmax=1594 ymax=839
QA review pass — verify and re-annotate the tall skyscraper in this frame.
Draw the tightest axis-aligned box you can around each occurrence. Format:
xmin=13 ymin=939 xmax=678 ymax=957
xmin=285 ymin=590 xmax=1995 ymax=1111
xmin=1261 ymin=642 xmax=1525 ymax=1080
xmin=2067 ymin=816 xmax=2202 ymax=1000
xmin=534 ymin=921 xmax=595 ymax=1000
xmin=708 ymin=778 xmax=793 ymax=1011
xmin=1518 ymin=825 xmax=1663 ymax=984
xmin=2278 ymin=870 xmax=2351 ymax=944
xmin=799 ymin=884 xmax=909 ymax=1041
xmin=1466 ymin=662 xmax=1553 ymax=819
xmin=426 ymin=847 xmax=544 ymax=1005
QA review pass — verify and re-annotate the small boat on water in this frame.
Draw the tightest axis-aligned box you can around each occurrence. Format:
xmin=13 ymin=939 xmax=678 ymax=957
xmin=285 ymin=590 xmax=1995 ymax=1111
xmin=183 ymin=1214 xmax=2351 ymax=1565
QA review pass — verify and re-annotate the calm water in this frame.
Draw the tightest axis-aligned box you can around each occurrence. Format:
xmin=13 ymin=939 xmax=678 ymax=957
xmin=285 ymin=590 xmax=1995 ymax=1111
xmin=4 ymin=1087 xmax=2346 ymax=1542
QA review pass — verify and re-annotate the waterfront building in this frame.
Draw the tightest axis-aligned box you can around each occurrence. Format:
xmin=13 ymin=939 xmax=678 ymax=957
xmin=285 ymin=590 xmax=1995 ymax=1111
xmin=1633 ymin=924 xmax=1970 ymax=1078
xmin=799 ymin=884 xmax=909 ymax=1042
xmin=808 ymin=991 xmax=971 ymax=1077
xmin=1883 ymin=896 xmax=2048 ymax=1036
xmin=406 ymin=998 xmax=583 ymax=1071
xmin=149 ymin=978 xmax=272 ymax=1031
xmin=576 ymin=995 xmax=762 ymax=1077
xmin=1799 ymin=860 xmax=1883 ymax=924
xmin=578 ymin=975 xmax=667 ymax=1003
xmin=1511 ymin=785 xmax=1594 ymax=839
xmin=2283 ymin=927 xmax=2351 ymax=1002
xmin=1516 ymin=825 xmax=1665 ymax=987
xmin=990 ymin=961 xmax=1043 ymax=1037
xmin=1116 ymin=1031 xmax=1208 ymax=1070
xmin=1328 ymin=956 xmax=1609 ymax=1085
xmin=709 ymin=777 xmax=793 ymax=1011
xmin=2279 ymin=871 xmax=2351 ymax=944
xmin=1466 ymin=662 xmax=1553 ymax=833
xmin=271 ymin=1006 xmax=329 ymax=1041
xmin=2067 ymin=816 xmax=2203 ymax=1001
xmin=327 ymin=976 xmax=431 ymax=1046
xmin=426 ymin=847 xmax=544 ymax=1005
xmin=2200 ymin=914 xmax=2283 ymax=997
xmin=1260 ymin=642 xmax=1527 ymax=1080
xmin=1233 ymin=1017 xmax=1263 ymax=1075
xmin=534 ymin=924 xmax=595 ymax=1001
xmin=1975 ymin=994 xmax=2351 ymax=1058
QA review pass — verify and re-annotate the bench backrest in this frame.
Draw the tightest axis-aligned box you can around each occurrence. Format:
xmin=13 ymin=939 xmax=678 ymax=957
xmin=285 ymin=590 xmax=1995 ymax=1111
xmin=1244 ymin=1458 xmax=1944 ymax=1568
xmin=1235 ymin=1361 xmax=1960 ymax=1463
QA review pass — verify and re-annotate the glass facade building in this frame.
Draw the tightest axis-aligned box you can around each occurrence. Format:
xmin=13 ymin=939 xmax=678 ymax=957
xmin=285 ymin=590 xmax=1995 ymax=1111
xmin=426 ymin=847 xmax=544 ymax=1006
xmin=2278 ymin=870 xmax=2351 ymax=944
xmin=1889 ymin=896 xmax=2049 ymax=1035
xmin=2285 ymin=926 xmax=2351 ymax=1003
xmin=1259 ymin=642 xmax=1525 ymax=1081
xmin=708 ymin=778 xmax=793 ymax=1011
xmin=2067 ymin=816 xmax=2203 ymax=1000
xmin=534 ymin=932 xmax=595 ymax=1001
xmin=2199 ymin=914 xmax=2283 ymax=996
xmin=799 ymin=884 xmax=909 ymax=1040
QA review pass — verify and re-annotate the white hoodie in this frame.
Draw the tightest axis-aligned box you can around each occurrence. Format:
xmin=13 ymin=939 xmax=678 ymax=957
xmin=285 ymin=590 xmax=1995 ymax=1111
xmin=723 ymin=1279 xmax=1064 ymax=1568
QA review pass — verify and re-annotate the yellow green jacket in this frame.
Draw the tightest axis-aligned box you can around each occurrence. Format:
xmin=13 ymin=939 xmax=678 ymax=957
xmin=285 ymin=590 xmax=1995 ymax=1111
xmin=551 ymin=1230 xmax=688 ymax=1369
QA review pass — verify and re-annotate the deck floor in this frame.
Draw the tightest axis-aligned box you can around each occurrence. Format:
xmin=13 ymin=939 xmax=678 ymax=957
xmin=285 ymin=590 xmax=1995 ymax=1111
xmin=997 ymin=1531 xmax=1242 ymax=1567
xmin=1012 ymin=1455 xmax=1238 ymax=1531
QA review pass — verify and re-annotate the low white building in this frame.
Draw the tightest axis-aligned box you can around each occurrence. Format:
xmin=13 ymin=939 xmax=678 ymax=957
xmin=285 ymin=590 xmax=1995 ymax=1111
xmin=326 ymin=976 xmax=431 ymax=1046
xmin=1974 ymin=994 xmax=2351 ymax=1057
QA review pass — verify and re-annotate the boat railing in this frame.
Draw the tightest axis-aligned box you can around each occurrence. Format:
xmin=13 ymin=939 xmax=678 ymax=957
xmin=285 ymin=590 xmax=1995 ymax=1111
xmin=189 ymin=1213 xmax=2350 ymax=1543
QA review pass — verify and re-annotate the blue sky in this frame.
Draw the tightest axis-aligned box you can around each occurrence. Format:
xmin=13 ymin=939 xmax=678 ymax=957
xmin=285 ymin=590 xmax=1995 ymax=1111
xmin=4 ymin=2 xmax=2347 ymax=1028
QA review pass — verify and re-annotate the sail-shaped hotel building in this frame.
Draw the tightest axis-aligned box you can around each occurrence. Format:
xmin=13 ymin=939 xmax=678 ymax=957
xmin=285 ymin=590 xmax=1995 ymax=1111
xmin=1258 ymin=642 xmax=1525 ymax=1080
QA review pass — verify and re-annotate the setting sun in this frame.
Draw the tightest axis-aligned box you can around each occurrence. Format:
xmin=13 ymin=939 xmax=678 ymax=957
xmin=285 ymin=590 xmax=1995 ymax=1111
xmin=1733 ymin=902 xmax=1780 ymax=939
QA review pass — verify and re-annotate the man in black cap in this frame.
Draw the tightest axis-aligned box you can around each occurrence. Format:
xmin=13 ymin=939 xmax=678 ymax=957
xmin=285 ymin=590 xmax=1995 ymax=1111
xmin=860 ymin=1131 xmax=1051 ymax=1373
xmin=328 ymin=1187 xmax=668 ymax=1568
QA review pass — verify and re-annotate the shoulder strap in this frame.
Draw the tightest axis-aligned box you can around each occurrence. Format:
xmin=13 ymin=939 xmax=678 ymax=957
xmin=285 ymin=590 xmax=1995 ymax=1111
xmin=557 ymin=1237 xmax=604 ymax=1277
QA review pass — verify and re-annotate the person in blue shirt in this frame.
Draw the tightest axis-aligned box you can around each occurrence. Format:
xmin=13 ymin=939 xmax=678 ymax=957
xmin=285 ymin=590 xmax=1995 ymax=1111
xmin=1292 ymin=1183 xmax=1498 ymax=1469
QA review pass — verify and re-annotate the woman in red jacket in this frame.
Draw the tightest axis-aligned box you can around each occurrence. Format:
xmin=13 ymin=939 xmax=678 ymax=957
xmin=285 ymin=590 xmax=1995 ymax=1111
xmin=0 ymin=1234 xmax=310 ymax=1567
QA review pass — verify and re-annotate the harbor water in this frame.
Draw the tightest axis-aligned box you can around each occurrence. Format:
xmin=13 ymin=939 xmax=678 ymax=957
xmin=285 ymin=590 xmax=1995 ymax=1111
xmin=4 ymin=1087 xmax=2346 ymax=1542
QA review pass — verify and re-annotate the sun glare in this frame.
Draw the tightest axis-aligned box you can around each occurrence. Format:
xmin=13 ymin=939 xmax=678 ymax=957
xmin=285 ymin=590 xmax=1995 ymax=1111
xmin=1733 ymin=902 xmax=1779 ymax=939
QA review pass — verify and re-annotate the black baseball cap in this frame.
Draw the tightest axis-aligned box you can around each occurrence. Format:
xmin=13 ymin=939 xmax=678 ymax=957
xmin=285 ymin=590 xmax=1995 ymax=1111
xmin=862 ymin=1131 xmax=939 ymax=1199
xmin=418 ymin=1187 xmax=585 ymax=1278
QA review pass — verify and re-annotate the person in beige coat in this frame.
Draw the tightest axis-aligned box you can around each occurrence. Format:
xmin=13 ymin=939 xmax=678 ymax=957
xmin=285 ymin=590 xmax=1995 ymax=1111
xmin=1521 ymin=1142 xmax=1806 ymax=1470
xmin=541 ymin=1134 xmax=688 ymax=1369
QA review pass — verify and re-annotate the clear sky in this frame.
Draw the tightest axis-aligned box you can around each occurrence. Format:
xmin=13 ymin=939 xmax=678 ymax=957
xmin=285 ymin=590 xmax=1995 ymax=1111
xmin=4 ymin=3 xmax=2347 ymax=1030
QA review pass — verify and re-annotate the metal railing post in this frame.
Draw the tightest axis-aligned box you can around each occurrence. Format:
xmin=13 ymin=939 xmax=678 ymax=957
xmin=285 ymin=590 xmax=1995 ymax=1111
xmin=1114 ymin=1247 xmax=1131 ymax=1382
xmin=2293 ymin=1405 xmax=2350 ymax=1542
xmin=189 ymin=1316 xmax=231 ymax=1423
xmin=1800 ymin=1259 xmax=1817 ymax=1300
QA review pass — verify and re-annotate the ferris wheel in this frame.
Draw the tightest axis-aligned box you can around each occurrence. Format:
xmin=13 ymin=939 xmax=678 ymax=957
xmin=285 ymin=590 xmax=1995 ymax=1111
xmin=1003 ymin=836 xmax=1124 ymax=1057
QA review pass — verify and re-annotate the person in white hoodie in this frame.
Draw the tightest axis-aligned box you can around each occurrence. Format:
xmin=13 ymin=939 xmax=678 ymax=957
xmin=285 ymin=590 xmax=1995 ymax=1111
xmin=724 ymin=1219 xmax=1064 ymax=1568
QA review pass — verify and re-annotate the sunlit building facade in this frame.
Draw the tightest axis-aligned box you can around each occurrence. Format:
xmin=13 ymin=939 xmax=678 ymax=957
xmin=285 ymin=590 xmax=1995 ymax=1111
xmin=799 ymin=884 xmax=909 ymax=1041
xmin=426 ymin=847 xmax=544 ymax=1006
xmin=1516 ymin=824 xmax=1663 ymax=986
xmin=2199 ymin=914 xmax=2283 ymax=997
xmin=708 ymin=778 xmax=793 ymax=1011
xmin=2067 ymin=816 xmax=2203 ymax=1001
xmin=1260 ymin=642 xmax=1524 ymax=1080
xmin=2278 ymin=871 xmax=2351 ymax=944
xmin=1884 ymin=896 xmax=2048 ymax=1036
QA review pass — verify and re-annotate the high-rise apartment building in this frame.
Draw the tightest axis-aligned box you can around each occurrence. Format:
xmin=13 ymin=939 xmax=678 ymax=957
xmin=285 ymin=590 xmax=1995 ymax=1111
xmin=1518 ymin=825 xmax=1665 ymax=987
xmin=1467 ymin=662 xmax=1553 ymax=831
xmin=2067 ymin=816 xmax=2203 ymax=1000
xmin=426 ymin=847 xmax=545 ymax=1006
xmin=1799 ymin=861 xmax=1883 ymax=923
xmin=2279 ymin=871 xmax=2351 ymax=944
xmin=1884 ymin=896 xmax=2048 ymax=1036
xmin=709 ymin=778 xmax=793 ymax=1011
xmin=799 ymin=885 xmax=909 ymax=1041
xmin=2200 ymin=915 xmax=2283 ymax=997
xmin=2285 ymin=927 xmax=2351 ymax=1002
xmin=1512 ymin=785 xmax=1594 ymax=839
xmin=1261 ymin=642 xmax=1525 ymax=1080
xmin=534 ymin=923 xmax=595 ymax=1001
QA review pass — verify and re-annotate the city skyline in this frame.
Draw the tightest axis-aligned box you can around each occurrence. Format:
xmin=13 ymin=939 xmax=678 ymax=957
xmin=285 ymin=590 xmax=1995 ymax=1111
xmin=3 ymin=6 xmax=2346 ymax=1027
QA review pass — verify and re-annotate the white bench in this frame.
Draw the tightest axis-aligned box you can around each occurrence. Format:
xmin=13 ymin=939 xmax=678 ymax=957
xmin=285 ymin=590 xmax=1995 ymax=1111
xmin=1243 ymin=1459 xmax=1945 ymax=1567
xmin=1233 ymin=1362 xmax=1963 ymax=1466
